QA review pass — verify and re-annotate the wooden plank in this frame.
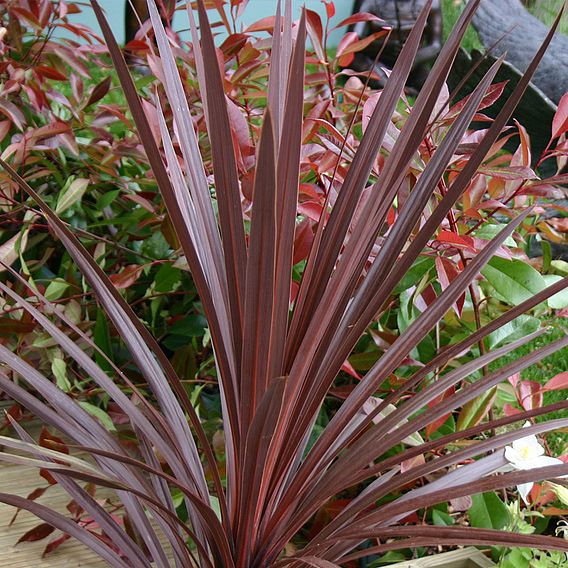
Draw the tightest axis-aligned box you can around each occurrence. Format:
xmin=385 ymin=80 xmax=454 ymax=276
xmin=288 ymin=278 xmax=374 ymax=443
xmin=390 ymin=547 xmax=495 ymax=567
xmin=0 ymin=460 xmax=108 ymax=567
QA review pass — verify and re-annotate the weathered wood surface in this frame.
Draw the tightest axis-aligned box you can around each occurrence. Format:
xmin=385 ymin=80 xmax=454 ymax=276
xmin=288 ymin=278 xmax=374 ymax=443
xmin=390 ymin=546 xmax=495 ymax=567
xmin=472 ymin=0 xmax=568 ymax=105
xmin=0 ymin=460 xmax=108 ymax=567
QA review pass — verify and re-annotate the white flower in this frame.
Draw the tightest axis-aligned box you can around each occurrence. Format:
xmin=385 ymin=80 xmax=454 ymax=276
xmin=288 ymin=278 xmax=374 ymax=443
xmin=504 ymin=422 xmax=563 ymax=504
xmin=556 ymin=519 xmax=568 ymax=539
xmin=555 ymin=520 xmax=568 ymax=562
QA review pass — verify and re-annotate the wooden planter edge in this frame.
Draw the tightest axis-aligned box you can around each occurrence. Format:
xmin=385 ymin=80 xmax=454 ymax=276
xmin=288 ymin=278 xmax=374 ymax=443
xmin=389 ymin=547 xmax=495 ymax=567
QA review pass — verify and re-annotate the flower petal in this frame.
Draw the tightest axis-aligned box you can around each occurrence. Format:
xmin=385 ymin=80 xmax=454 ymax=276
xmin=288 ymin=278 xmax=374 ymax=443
xmin=533 ymin=455 xmax=564 ymax=468
xmin=504 ymin=445 xmax=521 ymax=465
xmin=518 ymin=482 xmax=533 ymax=504
xmin=511 ymin=434 xmax=544 ymax=457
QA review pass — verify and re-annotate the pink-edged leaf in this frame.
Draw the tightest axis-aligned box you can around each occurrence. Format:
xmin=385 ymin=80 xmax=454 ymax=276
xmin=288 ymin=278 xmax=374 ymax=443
xmin=335 ymin=32 xmax=358 ymax=59
xmin=447 ymin=81 xmax=508 ymax=117
xmin=341 ymin=359 xmax=360 ymax=380
xmin=268 ymin=9 xmax=306 ymax=381
xmin=244 ymin=15 xmax=275 ymax=33
xmin=543 ymin=372 xmax=568 ymax=392
xmin=503 ymin=403 xmax=522 ymax=417
xmin=435 ymin=256 xmax=465 ymax=315
xmin=306 ymin=9 xmax=324 ymax=61
xmin=336 ymin=30 xmax=389 ymax=59
xmin=332 ymin=12 xmax=383 ymax=30
xmin=552 ymin=92 xmax=568 ymax=139
xmin=519 ymin=380 xmax=544 ymax=411
xmin=0 ymin=100 xmax=26 ymax=130
xmin=508 ymin=372 xmax=521 ymax=388
xmin=286 ymin=0 xmax=434 ymax=373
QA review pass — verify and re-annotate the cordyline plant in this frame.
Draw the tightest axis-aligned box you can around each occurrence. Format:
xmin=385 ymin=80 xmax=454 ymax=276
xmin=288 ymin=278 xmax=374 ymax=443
xmin=1 ymin=0 xmax=568 ymax=565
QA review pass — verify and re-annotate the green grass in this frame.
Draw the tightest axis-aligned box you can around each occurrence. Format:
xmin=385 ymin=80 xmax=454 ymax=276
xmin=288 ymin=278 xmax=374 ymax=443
xmin=525 ymin=0 xmax=568 ymax=36
xmin=441 ymin=0 xmax=568 ymax=54
xmin=441 ymin=0 xmax=483 ymax=51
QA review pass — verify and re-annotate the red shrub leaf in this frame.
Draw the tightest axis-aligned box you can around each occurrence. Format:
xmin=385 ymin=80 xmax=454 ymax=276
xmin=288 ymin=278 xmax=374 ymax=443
xmin=332 ymin=13 xmax=383 ymax=30
xmin=17 ymin=523 xmax=55 ymax=543
xmin=552 ymin=92 xmax=568 ymax=139
xmin=543 ymin=372 xmax=568 ymax=392
xmin=518 ymin=380 xmax=544 ymax=411
xmin=85 ymin=76 xmax=112 ymax=108
xmin=43 ymin=533 xmax=71 ymax=556
xmin=109 ymin=265 xmax=145 ymax=290
xmin=34 ymin=66 xmax=67 ymax=81
xmin=435 ymin=230 xmax=476 ymax=251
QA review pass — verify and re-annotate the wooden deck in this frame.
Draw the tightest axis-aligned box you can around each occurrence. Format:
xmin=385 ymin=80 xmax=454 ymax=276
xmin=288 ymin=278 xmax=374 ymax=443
xmin=0 ymin=460 xmax=108 ymax=567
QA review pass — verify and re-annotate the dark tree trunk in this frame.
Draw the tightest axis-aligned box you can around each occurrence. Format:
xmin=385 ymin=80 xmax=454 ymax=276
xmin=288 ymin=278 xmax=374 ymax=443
xmin=472 ymin=0 xmax=568 ymax=104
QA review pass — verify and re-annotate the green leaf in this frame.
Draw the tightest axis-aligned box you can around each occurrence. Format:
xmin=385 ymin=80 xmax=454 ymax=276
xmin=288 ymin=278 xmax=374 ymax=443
xmin=44 ymin=278 xmax=70 ymax=302
xmin=64 ymin=299 xmax=82 ymax=325
xmin=154 ymin=263 xmax=180 ymax=293
xmin=432 ymin=508 xmax=454 ymax=526
xmin=349 ymin=349 xmax=380 ymax=372
xmin=501 ymin=548 xmax=531 ymax=568
xmin=171 ymin=488 xmax=184 ymax=509
xmin=541 ymin=239 xmax=552 ymax=272
xmin=551 ymin=260 xmax=568 ymax=276
xmin=55 ymin=178 xmax=89 ymax=214
xmin=368 ymin=551 xmax=406 ymax=566
xmin=51 ymin=356 xmax=71 ymax=392
xmin=469 ymin=492 xmax=510 ymax=530
xmin=496 ymin=383 xmax=518 ymax=405
xmin=481 ymin=257 xmax=546 ymax=306
xmin=395 ymin=256 xmax=434 ymax=293
xmin=168 ymin=315 xmax=207 ymax=337
xmin=141 ymin=232 xmax=170 ymax=260
xmin=209 ymin=495 xmax=222 ymax=521
xmin=96 ymin=190 xmax=120 ymax=210
xmin=429 ymin=414 xmax=456 ymax=440
xmin=456 ymin=387 xmax=497 ymax=431
xmin=473 ymin=224 xmax=517 ymax=247
xmin=486 ymin=314 xmax=540 ymax=349
xmin=543 ymin=275 xmax=568 ymax=309
xmin=78 ymin=401 xmax=116 ymax=431
xmin=163 ymin=315 xmax=208 ymax=350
